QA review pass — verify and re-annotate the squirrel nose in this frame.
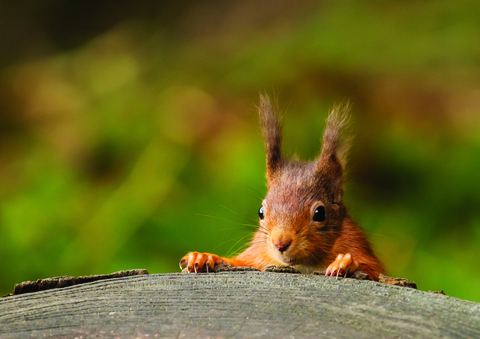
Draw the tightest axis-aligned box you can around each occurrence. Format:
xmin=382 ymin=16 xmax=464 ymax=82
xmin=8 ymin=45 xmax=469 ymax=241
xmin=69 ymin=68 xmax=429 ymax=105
xmin=274 ymin=240 xmax=291 ymax=253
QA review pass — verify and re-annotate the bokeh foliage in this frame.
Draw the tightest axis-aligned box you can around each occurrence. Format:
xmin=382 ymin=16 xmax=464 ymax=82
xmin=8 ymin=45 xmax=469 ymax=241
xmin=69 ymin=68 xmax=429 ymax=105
xmin=1 ymin=0 xmax=480 ymax=302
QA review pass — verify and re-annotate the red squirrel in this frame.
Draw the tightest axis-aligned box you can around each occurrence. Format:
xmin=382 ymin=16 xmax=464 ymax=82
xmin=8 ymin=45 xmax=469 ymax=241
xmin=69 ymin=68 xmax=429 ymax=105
xmin=180 ymin=95 xmax=384 ymax=280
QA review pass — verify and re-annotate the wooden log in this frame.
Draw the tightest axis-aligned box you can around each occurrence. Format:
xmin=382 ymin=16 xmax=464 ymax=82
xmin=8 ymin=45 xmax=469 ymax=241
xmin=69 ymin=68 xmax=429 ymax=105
xmin=0 ymin=272 xmax=479 ymax=338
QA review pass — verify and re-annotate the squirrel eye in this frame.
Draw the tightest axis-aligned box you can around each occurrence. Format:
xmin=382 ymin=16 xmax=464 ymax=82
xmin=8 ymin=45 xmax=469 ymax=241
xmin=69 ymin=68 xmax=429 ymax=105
xmin=258 ymin=206 xmax=264 ymax=220
xmin=313 ymin=206 xmax=326 ymax=222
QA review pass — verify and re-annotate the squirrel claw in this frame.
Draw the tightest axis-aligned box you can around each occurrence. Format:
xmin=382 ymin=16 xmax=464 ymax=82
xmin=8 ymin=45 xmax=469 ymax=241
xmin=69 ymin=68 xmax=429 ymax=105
xmin=326 ymin=253 xmax=359 ymax=279
xmin=180 ymin=251 xmax=226 ymax=273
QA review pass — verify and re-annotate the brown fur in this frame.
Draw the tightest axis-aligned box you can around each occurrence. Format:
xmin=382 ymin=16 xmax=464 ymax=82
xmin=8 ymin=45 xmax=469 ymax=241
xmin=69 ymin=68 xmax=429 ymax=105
xmin=182 ymin=95 xmax=384 ymax=281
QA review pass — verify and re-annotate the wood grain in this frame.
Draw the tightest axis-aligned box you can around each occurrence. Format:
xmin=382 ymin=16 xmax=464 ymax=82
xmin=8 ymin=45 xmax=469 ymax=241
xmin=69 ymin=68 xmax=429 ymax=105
xmin=1 ymin=272 xmax=479 ymax=338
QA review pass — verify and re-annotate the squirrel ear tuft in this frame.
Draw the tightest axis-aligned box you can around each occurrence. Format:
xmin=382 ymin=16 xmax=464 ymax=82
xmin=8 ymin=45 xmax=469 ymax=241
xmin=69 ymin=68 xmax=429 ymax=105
xmin=258 ymin=94 xmax=283 ymax=181
xmin=317 ymin=102 xmax=352 ymax=204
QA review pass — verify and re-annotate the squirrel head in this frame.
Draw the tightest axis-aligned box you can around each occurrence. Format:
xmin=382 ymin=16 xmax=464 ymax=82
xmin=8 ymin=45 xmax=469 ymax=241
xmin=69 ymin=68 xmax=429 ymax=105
xmin=257 ymin=94 xmax=351 ymax=267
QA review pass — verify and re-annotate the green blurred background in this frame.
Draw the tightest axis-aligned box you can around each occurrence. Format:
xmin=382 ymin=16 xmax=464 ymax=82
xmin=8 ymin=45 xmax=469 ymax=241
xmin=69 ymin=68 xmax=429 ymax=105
xmin=1 ymin=1 xmax=480 ymax=302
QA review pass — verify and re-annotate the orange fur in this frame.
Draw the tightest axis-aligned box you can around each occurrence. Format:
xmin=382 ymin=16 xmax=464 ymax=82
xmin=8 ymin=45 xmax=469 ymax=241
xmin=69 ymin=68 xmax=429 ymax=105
xmin=181 ymin=95 xmax=384 ymax=281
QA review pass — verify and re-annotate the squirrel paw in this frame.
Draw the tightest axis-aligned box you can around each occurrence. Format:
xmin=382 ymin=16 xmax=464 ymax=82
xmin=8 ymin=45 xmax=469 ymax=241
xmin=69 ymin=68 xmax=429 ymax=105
xmin=325 ymin=253 xmax=359 ymax=279
xmin=180 ymin=252 xmax=226 ymax=273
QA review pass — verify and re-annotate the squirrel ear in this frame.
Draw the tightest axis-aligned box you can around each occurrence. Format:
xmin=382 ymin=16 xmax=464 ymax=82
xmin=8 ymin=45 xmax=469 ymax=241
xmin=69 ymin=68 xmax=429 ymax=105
xmin=317 ymin=102 xmax=351 ymax=204
xmin=258 ymin=94 xmax=283 ymax=181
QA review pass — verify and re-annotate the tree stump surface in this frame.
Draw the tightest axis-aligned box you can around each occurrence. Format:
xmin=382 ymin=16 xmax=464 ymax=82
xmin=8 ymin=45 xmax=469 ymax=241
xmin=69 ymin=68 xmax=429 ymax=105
xmin=0 ymin=272 xmax=479 ymax=338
